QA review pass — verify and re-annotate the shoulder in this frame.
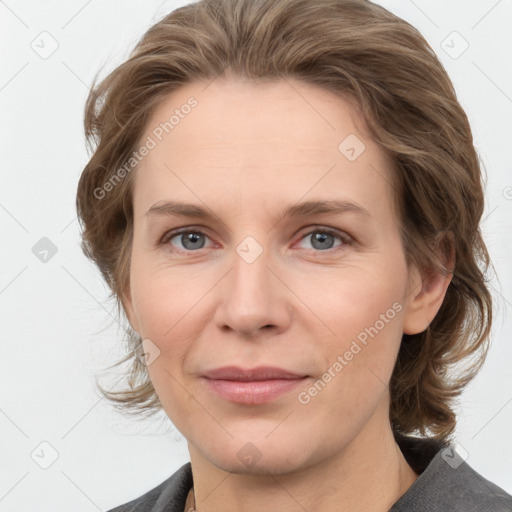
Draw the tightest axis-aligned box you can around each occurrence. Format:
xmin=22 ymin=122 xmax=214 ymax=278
xmin=105 ymin=462 xmax=193 ymax=512
xmin=392 ymin=437 xmax=512 ymax=511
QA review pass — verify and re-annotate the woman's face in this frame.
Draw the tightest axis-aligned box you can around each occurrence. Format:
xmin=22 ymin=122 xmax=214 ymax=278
xmin=123 ymin=78 xmax=426 ymax=474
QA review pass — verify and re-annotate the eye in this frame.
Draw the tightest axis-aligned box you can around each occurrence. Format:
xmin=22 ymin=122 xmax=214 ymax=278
xmin=162 ymin=229 xmax=214 ymax=252
xmin=295 ymin=227 xmax=351 ymax=252
xmin=160 ymin=226 xmax=352 ymax=254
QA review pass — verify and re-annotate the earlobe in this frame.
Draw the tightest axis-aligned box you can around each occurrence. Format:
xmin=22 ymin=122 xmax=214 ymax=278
xmin=402 ymin=234 xmax=455 ymax=335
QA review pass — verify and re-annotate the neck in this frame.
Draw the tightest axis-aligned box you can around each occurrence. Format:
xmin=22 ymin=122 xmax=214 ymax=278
xmin=186 ymin=404 xmax=418 ymax=512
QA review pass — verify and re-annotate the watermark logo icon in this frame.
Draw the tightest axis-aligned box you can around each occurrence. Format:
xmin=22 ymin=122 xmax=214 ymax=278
xmin=30 ymin=31 xmax=59 ymax=59
xmin=338 ymin=134 xmax=366 ymax=161
xmin=134 ymin=338 xmax=161 ymax=366
xmin=31 ymin=441 xmax=59 ymax=469
xmin=237 ymin=442 xmax=263 ymax=468
xmin=236 ymin=236 xmax=264 ymax=264
xmin=441 ymin=31 xmax=469 ymax=60
xmin=32 ymin=237 xmax=58 ymax=263
xmin=441 ymin=443 xmax=469 ymax=469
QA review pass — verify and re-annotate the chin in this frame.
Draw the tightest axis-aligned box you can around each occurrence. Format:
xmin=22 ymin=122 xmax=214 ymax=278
xmin=195 ymin=432 xmax=328 ymax=477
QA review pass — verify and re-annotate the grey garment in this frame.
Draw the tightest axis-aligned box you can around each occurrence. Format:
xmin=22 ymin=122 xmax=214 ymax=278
xmin=389 ymin=435 xmax=512 ymax=511
xmin=106 ymin=435 xmax=512 ymax=512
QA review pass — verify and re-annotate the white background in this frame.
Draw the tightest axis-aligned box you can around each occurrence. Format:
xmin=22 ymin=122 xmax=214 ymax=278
xmin=1 ymin=0 xmax=511 ymax=510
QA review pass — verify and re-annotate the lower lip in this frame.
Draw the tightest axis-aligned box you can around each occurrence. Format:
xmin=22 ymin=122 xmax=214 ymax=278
xmin=203 ymin=377 xmax=307 ymax=404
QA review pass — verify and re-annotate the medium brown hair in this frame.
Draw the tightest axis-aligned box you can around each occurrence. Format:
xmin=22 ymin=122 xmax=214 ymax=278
xmin=76 ymin=0 xmax=493 ymax=441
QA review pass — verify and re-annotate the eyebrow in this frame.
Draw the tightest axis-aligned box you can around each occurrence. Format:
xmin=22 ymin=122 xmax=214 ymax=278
xmin=145 ymin=199 xmax=371 ymax=221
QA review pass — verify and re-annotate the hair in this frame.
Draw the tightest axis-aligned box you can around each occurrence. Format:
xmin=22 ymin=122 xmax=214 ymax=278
xmin=76 ymin=0 xmax=494 ymax=442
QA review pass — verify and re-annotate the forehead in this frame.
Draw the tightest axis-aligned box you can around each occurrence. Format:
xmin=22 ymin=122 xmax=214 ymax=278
xmin=132 ymin=78 xmax=396 ymax=220
xmin=142 ymin=78 xmax=369 ymax=155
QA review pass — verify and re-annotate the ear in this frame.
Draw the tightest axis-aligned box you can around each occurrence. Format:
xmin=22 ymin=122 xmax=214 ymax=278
xmin=402 ymin=233 xmax=455 ymax=335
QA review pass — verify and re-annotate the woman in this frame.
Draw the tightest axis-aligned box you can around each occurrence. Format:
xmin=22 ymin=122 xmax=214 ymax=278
xmin=76 ymin=0 xmax=512 ymax=510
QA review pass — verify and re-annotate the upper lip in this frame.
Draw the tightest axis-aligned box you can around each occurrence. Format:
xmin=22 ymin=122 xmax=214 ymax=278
xmin=202 ymin=366 xmax=307 ymax=381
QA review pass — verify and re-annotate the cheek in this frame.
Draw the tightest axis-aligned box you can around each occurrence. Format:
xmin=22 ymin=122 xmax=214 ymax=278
xmin=302 ymin=261 xmax=404 ymax=337
xmin=297 ymin=277 xmax=404 ymax=428
xmin=299 ymin=264 xmax=406 ymax=387
xmin=129 ymin=260 xmax=205 ymax=428
xmin=130 ymin=252 xmax=206 ymax=338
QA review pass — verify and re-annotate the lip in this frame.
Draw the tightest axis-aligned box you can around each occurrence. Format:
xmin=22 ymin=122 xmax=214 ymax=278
xmin=203 ymin=378 xmax=307 ymax=404
xmin=202 ymin=365 xmax=306 ymax=381
xmin=201 ymin=366 xmax=308 ymax=405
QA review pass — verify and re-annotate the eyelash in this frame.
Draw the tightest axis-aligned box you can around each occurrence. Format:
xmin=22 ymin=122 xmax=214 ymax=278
xmin=159 ymin=226 xmax=353 ymax=255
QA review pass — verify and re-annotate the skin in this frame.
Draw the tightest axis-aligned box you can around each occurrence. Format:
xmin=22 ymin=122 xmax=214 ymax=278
xmin=123 ymin=78 xmax=453 ymax=512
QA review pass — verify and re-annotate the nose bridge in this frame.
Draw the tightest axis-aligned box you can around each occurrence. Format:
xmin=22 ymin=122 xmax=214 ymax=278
xmin=213 ymin=232 xmax=290 ymax=335
xmin=232 ymin=236 xmax=270 ymax=297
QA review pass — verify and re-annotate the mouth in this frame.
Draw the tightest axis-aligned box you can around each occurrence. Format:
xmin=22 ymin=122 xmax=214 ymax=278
xmin=201 ymin=366 xmax=309 ymax=404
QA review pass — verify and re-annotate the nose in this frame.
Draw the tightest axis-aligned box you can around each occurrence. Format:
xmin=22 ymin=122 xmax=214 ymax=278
xmin=212 ymin=244 xmax=292 ymax=338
